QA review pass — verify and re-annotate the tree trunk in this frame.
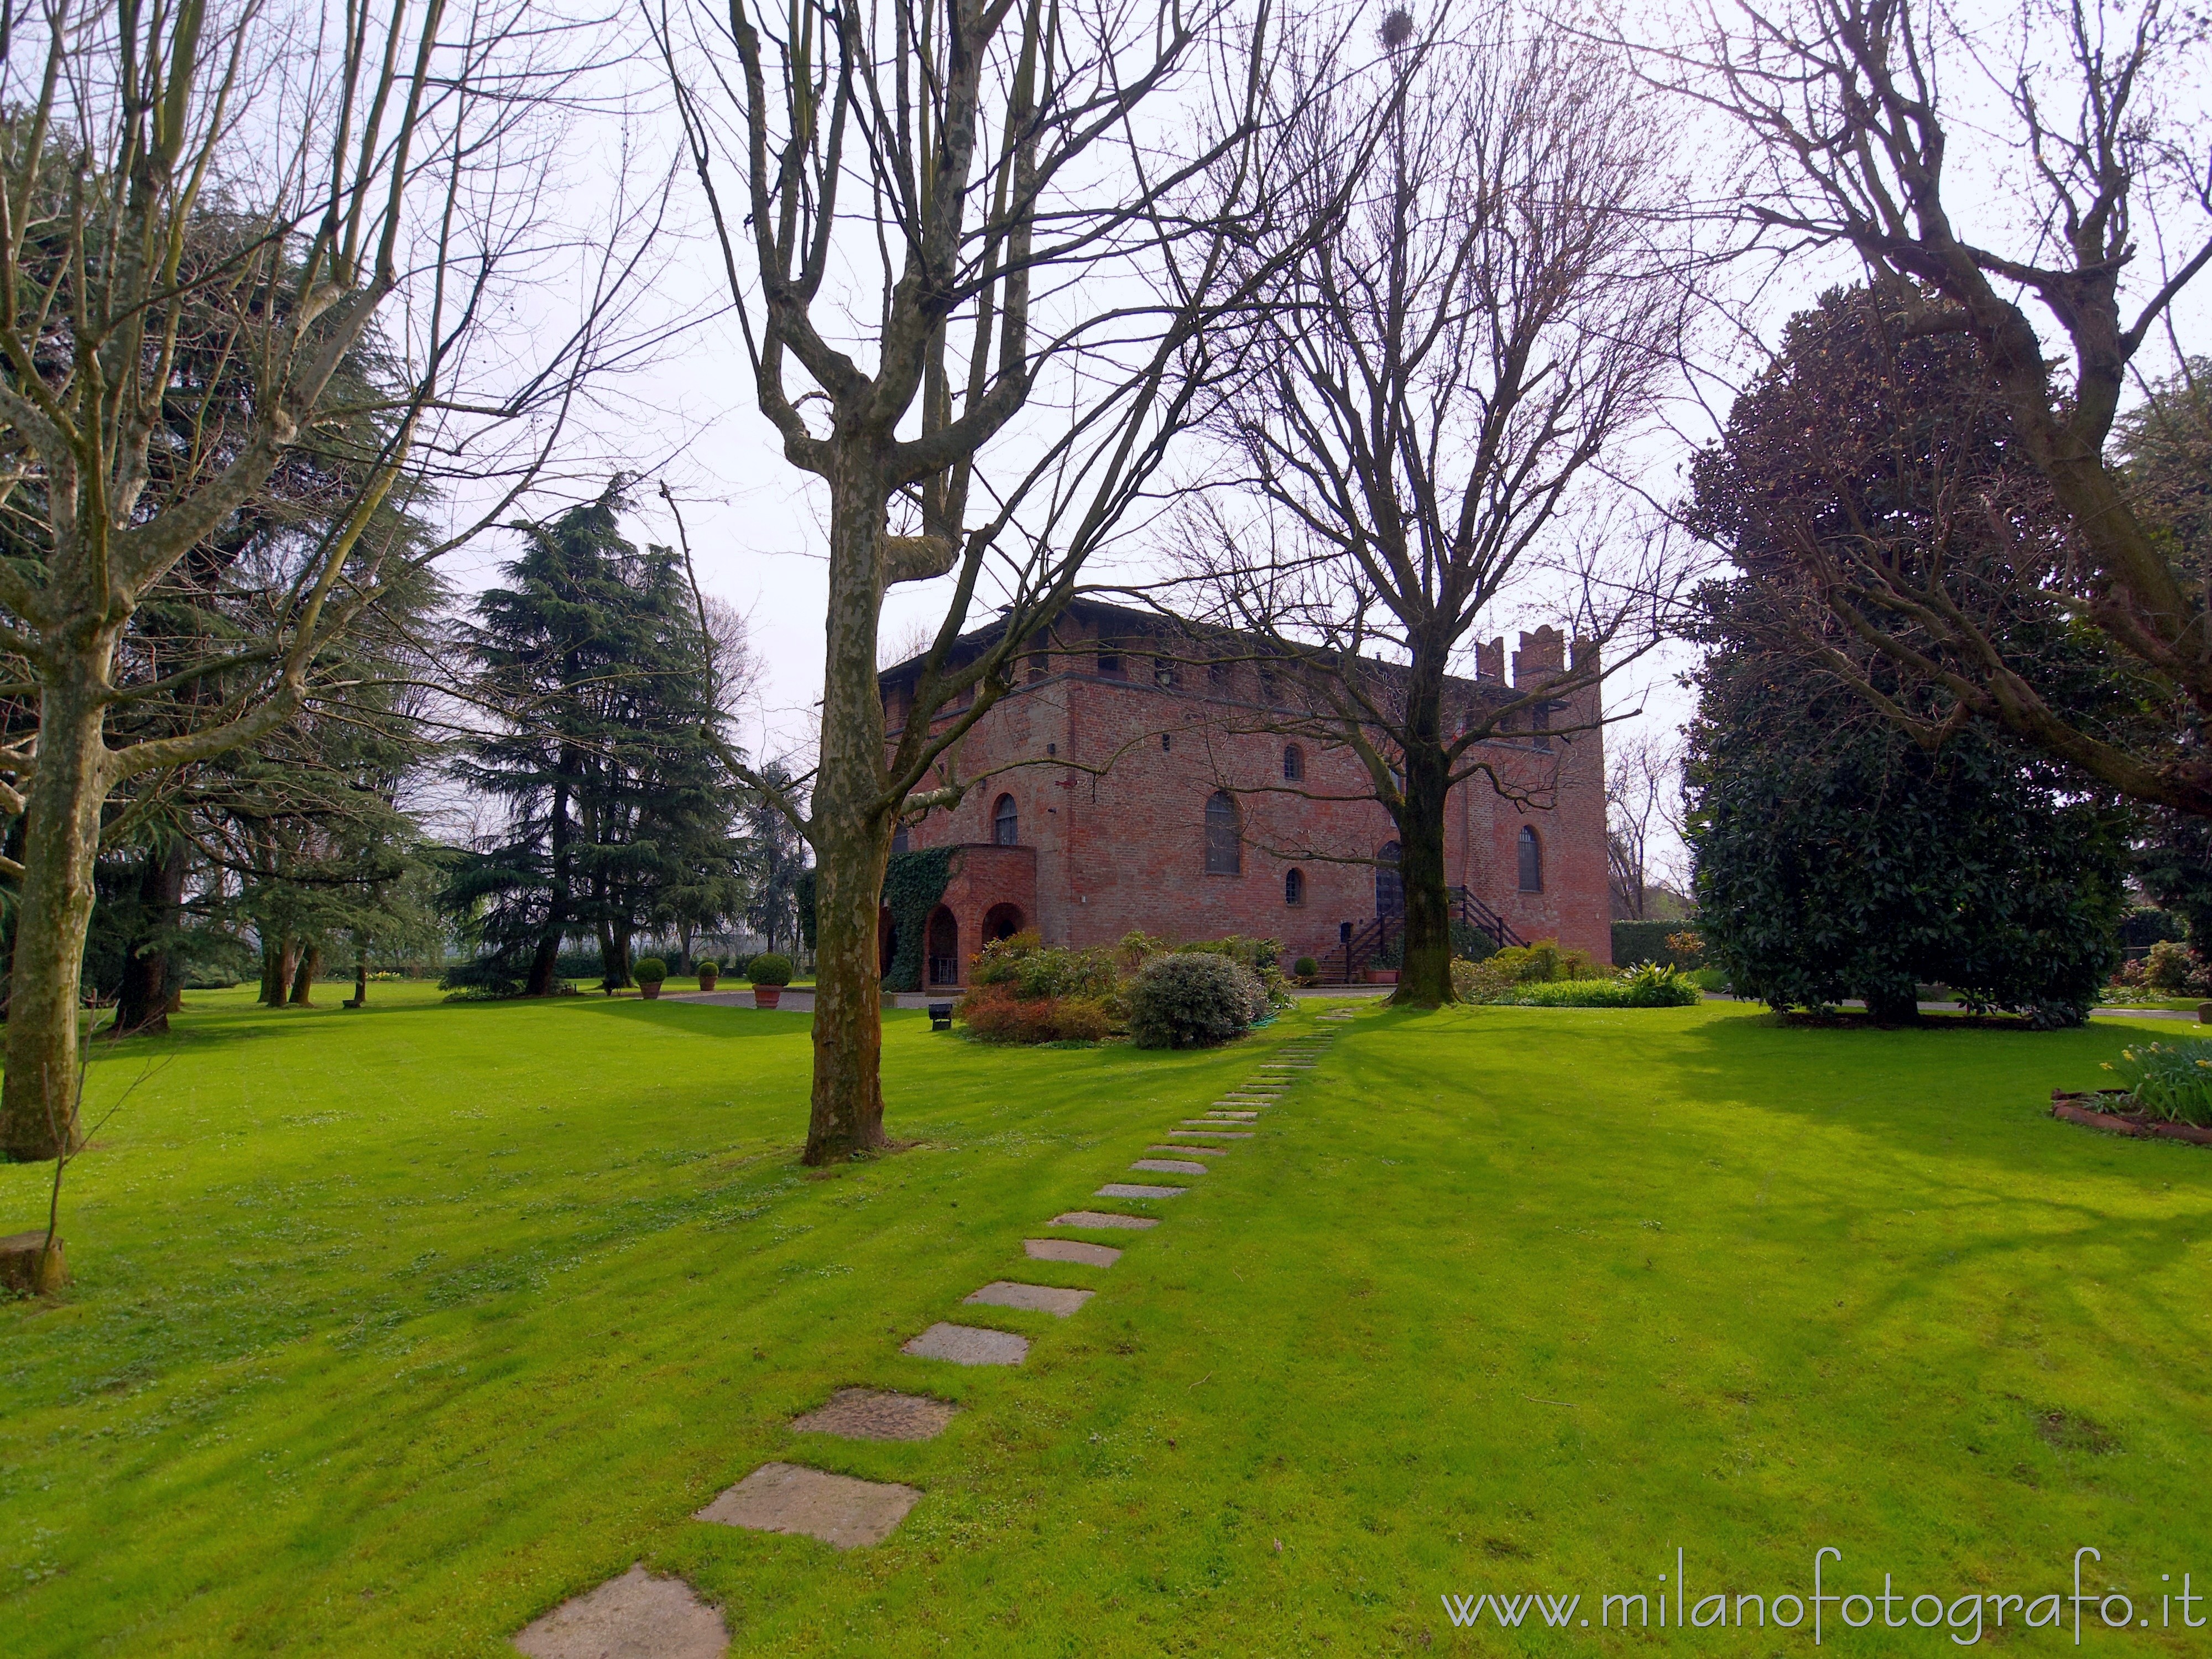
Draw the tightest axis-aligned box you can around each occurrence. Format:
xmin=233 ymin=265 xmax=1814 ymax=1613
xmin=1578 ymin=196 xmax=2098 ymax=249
xmin=1390 ymin=667 xmax=1458 ymax=1009
xmin=353 ymin=961 xmax=368 ymax=1005
xmin=525 ymin=933 xmax=560 ymax=997
xmin=529 ymin=775 xmax=572 ymax=997
xmin=116 ymin=839 xmax=187 ymax=1036
xmin=288 ymin=943 xmax=321 ymax=1005
xmin=804 ymin=468 xmax=894 ymax=1165
xmin=262 ymin=935 xmax=299 ymax=1006
xmin=1865 ymin=985 xmax=1922 ymax=1025
xmin=1 ymin=677 xmax=113 ymax=1161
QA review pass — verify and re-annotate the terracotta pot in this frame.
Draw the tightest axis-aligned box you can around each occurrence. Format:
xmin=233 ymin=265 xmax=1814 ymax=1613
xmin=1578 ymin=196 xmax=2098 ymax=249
xmin=640 ymin=981 xmax=662 ymax=1000
xmin=753 ymin=985 xmax=782 ymax=1009
xmin=699 ymin=968 xmax=719 ymax=991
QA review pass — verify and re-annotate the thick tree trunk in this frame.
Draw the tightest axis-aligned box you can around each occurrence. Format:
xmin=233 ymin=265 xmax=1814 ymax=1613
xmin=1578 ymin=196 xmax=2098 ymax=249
xmin=525 ymin=934 xmax=561 ymax=997
xmin=288 ymin=944 xmax=321 ymax=1005
xmin=1391 ymin=749 xmax=1457 ymax=1006
xmin=1865 ymin=985 xmax=1922 ymax=1025
xmin=261 ymin=936 xmax=299 ymax=1006
xmin=804 ymin=468 xmax=894 ymax=1165
xmin=116 ymin=839 xmax=187 ymax=1036
xmin=1 ymin=678 xmax=114 ymax=1161
xmin=1390 ymin=661 xmax=1458 ymax=1009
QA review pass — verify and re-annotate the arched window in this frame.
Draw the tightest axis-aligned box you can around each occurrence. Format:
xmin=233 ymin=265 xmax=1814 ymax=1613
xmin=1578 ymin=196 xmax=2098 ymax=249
xmin=1284 ymin=867 xmax=1306 ymax=906
xmin=1375 ymin=841 xmax=1403 ymax=918
xmin=891 ymin=825 xmax=910 ymax=854
xmin=993 ymin=794 xmax=1019 ymax=846
xmin=1204 ymin=791 xmax=1241 ymax=875
xmin=1517 ymin=826 xmax=1543 ymax=892
xmin=1282 ymin=743 xmax=1305 ymax=781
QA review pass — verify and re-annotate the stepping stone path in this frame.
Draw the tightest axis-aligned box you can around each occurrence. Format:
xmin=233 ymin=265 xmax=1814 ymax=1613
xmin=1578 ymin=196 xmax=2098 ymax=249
xmin=965 ymin=1280 xmax=1094 ymax=1316
xmin=1050 ymin=1210 xmax=1157 ymax=1229
xmin=512 ymin=1564 xmax=728 ymax=1659
xmin=791 ymin=1388 xmax=957 ymax=1441
xmin=903 ymin=1322 xmax=1030 ymax=1365
xmin=513 ymin=1013 xmax=1358 ymax=1647
xmin=1026 ymin=1237 xmax=1121 ymax=1266
xmin=696 ymin=1462 xmax=921 ymax=1550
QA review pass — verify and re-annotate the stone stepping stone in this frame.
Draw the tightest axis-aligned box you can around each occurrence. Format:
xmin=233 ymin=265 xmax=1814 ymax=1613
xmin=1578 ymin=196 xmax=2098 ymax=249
xmin=1207 ymin=1110 xmax=1259 ymax=1120
xmin=1131 ymin=1158 xmax=1210 ymax=1175
xmin=1025 ymin=1237 xmax=1122 ymax=1266
xmin=513 ymin=1564 xmax=728 ymax=1658
xmin=1171 ymin=1128 xmax=1253 ymax=1138
xmin=696 ymin=1462 xmax=920 ymax=1550
xmin=1149 ymin=1142 xmax=1226 ymax=1156
xmin=903 ymin=1322 xmax=1030 ymax=1365
xmin=790 ymin=1388 xmax=956 ymax=1441
xmin=1050 ymin=1210 xmax=1157 ymax=1229
xmin=1097 ymin=1182 xmax=1186 ymax=1199
xmin=965 ymin=1280 xmax=1094 ymax=1316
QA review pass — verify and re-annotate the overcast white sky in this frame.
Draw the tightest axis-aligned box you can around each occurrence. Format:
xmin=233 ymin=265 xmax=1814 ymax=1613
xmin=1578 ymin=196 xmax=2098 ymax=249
xmin=432 ymin=0 xmax=2212 ymax=885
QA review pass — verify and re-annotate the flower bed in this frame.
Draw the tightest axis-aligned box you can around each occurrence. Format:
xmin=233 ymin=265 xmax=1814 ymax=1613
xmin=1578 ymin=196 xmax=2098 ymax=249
xmin=2050 ymin=1089 xmax=2212 ymax=1147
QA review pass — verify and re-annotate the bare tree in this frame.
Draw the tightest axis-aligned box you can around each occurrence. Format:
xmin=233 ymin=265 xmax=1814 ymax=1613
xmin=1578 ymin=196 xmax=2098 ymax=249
xmin=1177 ymin=4 xmax=1690 ymax=1005
xmin=0 ymin=1 xmax=641 ymax=1160
xmin=1632 ymin=0 xmax=2212 ymax=813
xmin=1606 ymin=731 xmax=1681 ymax=918
xmin=660 ymin=0 xmax=1328 ymax=1160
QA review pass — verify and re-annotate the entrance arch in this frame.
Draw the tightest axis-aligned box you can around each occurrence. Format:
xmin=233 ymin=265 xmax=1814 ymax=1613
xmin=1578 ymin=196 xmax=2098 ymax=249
xmin=926 ymin=905 xmax=961 ymax=985
xmin=879 ymin=906 xmax=897 ymax=978
xmin=1375 ymin=841 xmax=1403 ymax=919
xmin=983 ymin=902 xmax=1026 ymax=943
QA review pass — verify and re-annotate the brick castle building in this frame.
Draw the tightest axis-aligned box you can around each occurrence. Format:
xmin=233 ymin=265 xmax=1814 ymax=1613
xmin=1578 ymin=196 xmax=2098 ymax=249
xmin=878 ymin=600 xmax=1609 ymax=986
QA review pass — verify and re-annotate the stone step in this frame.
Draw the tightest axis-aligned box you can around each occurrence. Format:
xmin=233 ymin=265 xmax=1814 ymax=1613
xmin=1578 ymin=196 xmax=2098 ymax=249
xmin=902 ymin=1322 xmax=1030 ymax=1365
xmin=696 ymin=1462 xmax=920 ymax=1550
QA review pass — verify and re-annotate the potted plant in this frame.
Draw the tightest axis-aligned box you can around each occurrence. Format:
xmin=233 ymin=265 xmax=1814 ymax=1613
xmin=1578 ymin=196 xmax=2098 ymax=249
xmin=748 ymin=952 xmax=793 ymax=1009
xmin=697 ymin=958 xmax=720 ymax=992
xmin=634 ymin=956 xmax=668 ymax=1000
xmin=1293 ymin=955 xmax=1319 ymax=987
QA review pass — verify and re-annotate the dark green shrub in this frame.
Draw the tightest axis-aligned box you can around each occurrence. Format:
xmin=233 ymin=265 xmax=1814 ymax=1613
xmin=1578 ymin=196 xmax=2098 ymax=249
xmin=1128 ymin=952 xmax=1253 ymax=1048
xmin=1292 ymin=955 xmax=1319 ymax=981
xmin=747 ymin=953 xmax=793 ymax=987
xmin=633 ymin=956 xmax=667 ymax=984
xmin=2117 ymin=907 xmax=2187 ymax=950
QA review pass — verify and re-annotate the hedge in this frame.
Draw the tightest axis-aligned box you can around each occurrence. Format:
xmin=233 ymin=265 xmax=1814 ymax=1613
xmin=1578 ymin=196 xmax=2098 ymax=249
xmin=1611 ymin=919 xmax=1701 ymax=970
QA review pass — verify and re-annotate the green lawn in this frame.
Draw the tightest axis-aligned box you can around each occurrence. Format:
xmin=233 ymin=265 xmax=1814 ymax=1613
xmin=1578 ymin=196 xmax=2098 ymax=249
xmin=4 ymin=990 xmax=2209 ymax=1654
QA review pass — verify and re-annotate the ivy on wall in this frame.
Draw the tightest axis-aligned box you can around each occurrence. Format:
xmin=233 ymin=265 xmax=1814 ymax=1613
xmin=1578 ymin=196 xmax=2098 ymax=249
xmin=796 ymin=847 xmax=955 ymax=992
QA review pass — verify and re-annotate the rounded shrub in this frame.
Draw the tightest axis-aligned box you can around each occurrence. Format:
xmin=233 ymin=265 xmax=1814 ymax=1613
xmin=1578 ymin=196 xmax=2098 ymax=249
xmin=633 ymin=956 xmax=667 ymax=984
xmin=1127 ymin=952 xmax=1253 ymax=1049
xmin=747 ymin=953 xmax=794 ymax=987
xmin=1292 ymin=955 xmax=1319 ymax=982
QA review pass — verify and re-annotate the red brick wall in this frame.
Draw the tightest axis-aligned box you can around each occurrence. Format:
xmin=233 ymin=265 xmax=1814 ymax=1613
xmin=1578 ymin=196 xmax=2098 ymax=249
xmin=890 ymin=618 xmax=1609 ymax=979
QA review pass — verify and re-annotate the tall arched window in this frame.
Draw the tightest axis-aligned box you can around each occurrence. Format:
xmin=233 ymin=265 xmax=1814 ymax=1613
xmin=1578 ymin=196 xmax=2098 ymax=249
xmin=1282 ymin=743 xmax=1305 ymax=781
xmin=1284 ymin=867 xmax=1306 ymax=906
xmin=1375 ymin=841 xmax=1403 ymax=918
xmin=1517 ymin=826 xmax=1543 ymax=892
xmin=891 ymin=825 xmax=910 ymax=854
xmin=993 ymin=794 xmax=1019 ymax=846
xmin=1204 ymin=791 xmax=1241 ymax=875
